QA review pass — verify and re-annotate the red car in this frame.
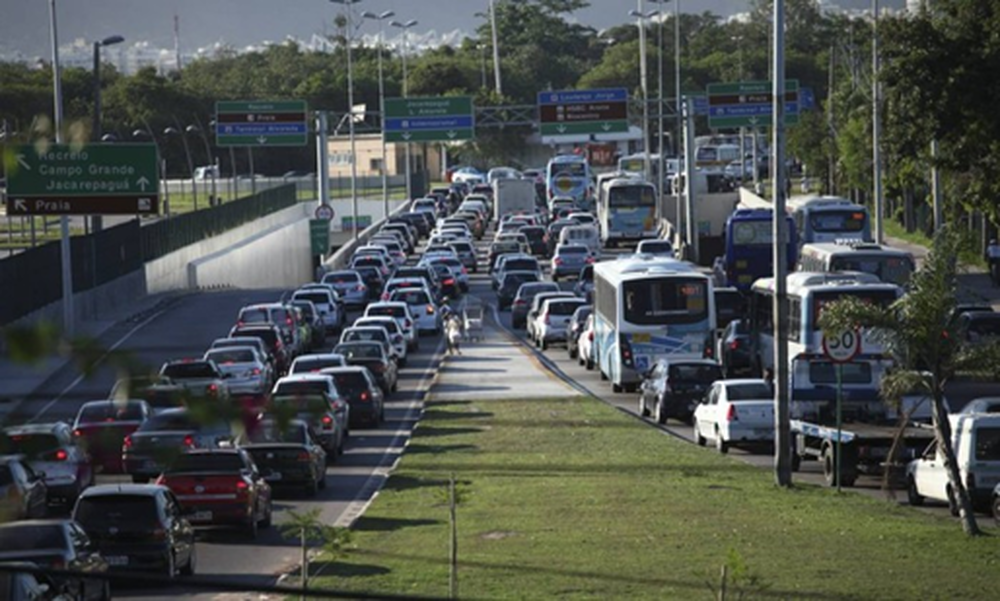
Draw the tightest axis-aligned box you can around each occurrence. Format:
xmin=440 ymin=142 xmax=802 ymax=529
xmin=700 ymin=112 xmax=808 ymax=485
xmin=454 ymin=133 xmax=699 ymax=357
xmin=72 ymin=399 xmax=151 ymax=474
xmin=157 ymin=449 xmax=272 ymax=539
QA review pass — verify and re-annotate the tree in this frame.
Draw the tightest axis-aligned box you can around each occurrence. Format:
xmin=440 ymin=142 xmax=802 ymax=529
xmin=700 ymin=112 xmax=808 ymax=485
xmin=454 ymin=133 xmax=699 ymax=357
xmin=818 ymin=229 xmax=1000 ymax=536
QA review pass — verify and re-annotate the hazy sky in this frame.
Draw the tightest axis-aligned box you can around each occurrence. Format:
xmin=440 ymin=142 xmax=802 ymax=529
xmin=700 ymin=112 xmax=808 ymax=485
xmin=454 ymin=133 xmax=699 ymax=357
xmin=0 ymin=1 xmax=902 ymax=60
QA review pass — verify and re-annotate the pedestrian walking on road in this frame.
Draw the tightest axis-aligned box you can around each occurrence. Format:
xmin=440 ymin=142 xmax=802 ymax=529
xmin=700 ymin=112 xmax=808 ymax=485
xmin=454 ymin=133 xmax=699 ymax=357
xmin=445 ymin=315 xmax=463 ymax=356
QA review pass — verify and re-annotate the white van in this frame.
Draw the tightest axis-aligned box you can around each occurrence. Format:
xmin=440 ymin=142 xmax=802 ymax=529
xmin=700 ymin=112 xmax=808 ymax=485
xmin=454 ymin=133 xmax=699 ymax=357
xmin=194 ymin=165 xmax=221 ymax=180
xmin=906 ymin=413 xmax=1000 ymax=513
xmin=558 ymin=225 xmax=600 ymax=255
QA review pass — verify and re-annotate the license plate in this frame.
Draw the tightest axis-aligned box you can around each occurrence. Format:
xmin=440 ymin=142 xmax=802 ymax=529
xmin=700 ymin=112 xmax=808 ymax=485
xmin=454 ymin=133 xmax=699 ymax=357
xmin=265 ymin=472 xmax=283 ymax=482
xmin=105 ymin=556 xmax=128 ymax=567
xmin=191 ymin=511 xmax=213 ymax=522
xmin=632 ymin=333 xmax=651 ymax=343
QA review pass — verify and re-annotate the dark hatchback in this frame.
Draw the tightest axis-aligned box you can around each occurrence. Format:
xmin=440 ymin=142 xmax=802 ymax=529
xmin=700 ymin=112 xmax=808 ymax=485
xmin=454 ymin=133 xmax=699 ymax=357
xmin=237 ymin=419 xmax=327 ymax=496
xmin=640 ymin=359 xmax=724 ymax=424
xmin=322 ymin=367 xmax=385 ymax=427
xmin=0 ymin=519 xmax=110 ymax=600
xmin=333 ymin=342 xmax=398 ymax=394
xmin=72 ymin=484 xmax=196 ymax=578
xmin=519 ymin=226 xmax=549 ymax=257
xmin=497 ymin=271 xmax=541 ymax=310
xmin=717 ymin=319 xmax=754 ymax=377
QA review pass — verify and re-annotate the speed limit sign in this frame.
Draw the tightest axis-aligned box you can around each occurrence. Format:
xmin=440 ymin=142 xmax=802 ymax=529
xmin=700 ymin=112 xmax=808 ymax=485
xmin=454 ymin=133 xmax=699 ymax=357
xmin=822 ymin=330 xmax=861 ymax=363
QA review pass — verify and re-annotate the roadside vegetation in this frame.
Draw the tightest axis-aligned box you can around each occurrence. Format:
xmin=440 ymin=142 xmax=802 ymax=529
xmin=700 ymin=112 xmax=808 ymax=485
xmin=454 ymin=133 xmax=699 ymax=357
xmin=309 ymin=395 xmax=997 ymax=599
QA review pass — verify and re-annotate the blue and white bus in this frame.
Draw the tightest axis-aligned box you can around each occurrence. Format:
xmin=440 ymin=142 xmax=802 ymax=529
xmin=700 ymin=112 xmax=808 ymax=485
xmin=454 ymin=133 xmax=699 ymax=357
xmin=593 ymin=256 xmax=716 ymax=392
xmin=747 ymin=271 xmax=902 ymax=417
xmin=597 ymin=177 xmax=660 ymax=248
xmin=796 ymin=241 xmax=916 ymax=288
xmin=546 ymin=154 xmax=593 ymax=210
xmin=717 ymin=208 xmax=797 ymax=292
xmin=787 ymin=196 xmax=872 ymax=247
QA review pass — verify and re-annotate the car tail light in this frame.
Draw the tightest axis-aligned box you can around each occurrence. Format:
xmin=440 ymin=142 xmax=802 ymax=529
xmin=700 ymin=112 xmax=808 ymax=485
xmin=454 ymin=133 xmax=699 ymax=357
xmin=286 ymin=317 xmax=293 ymax=325
xmin=585 ymin=256 xmax=595 ymax=263
xmin=321 ymin=415 xmax=334 ymax=426
xmin=207 ymin=383 xmax=219 ymax=396
xmin=251 ymin=367 xmax=262 ymax=376
xmin=151 ymin=528 xmax=168 ymax=541
xmin=123 ymin=435 xmax=133 ymax=449
xmin=73 ymin=428 xmax=82 ymax=437
xmin=729 ymin=340 xmax=741 ymax=351
xmin=427 ymin=305 xmax=435 ymax=315
xmin=53 ymin=449 xmax=68 ymax=461
xmin=703 ymin=337 xmax=714 ymax=359
xmin=297 ymin=451 xmax=312 ymax=462
xmin=356 ymin=284 xmax=366 ymax=291
xmin=237 ymin=320 xmax=244 ymax=327
xmin=360 ymin=391 xmax=370 ymax=402
xmin=544 ymin=314 xmax=551 ymax=325
xmin=183 ymin=435 xmax=195 ymax=447
xmin=513 ymin=299 xmax=526 ymax=306
xmin=382 ymin=293 xmax=390 ymax=300
xmin=726 ymin=404 xmax=738 ymax=422
xmin=236 ymin=480 xmax=250 ymax=494
xmin=620 ymin=335 xmax=634 ymax=369
xmin=553 ymin=257 xmax=563 ymax=265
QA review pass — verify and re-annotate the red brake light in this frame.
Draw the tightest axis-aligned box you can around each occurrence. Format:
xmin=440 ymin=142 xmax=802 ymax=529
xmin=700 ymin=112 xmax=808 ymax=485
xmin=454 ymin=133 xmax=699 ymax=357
xmin=360 ymin=391 xmax=370 ymax=402
xmin=321 ymin=415 xmax=334 ymax=426
xmin=54 ymin=449 xmax=68 ymax=461
xmin=554 ymin=258 xmax=563 ymax=265
xmin=729 ymin=340 xmax=740 ymax=350
xmin=726 ymin=404 xmax=738 ymax=422
xmin=251 ymin=367 xmax=261 ymax=376
xmin=72 ymin=428 xmax=82 ymax=437
xmin=297 ymin=451 xmax=312 ymax=462
xmin=236 ymin=480 xmax=249 ymax=490
xmin=207 ymin=383 xmax=219 ymax=396
xmin=585 ymin=257 xmax=595 ymax=263
xmin=544 ymin=314 xmax=551 ymax=325
xmin=513 ymin=299 xmax=526 ymax=306
xmin=123 ymin=435 xmax=133 ymax=449
xmin=356 ymin=285 xmax=366 ymax=291
xmin=427 ymin=305 xmax=435 ymax=314
xmin=183 ymin=435 xmax=195 ymax=447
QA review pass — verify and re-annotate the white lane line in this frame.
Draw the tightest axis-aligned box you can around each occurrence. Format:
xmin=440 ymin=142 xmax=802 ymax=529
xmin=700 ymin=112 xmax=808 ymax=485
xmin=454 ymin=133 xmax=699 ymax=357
xmin=333 ymin=334 xmax=445 ymax=528
xmin=29 ymin=307 xmax=170 ymax=423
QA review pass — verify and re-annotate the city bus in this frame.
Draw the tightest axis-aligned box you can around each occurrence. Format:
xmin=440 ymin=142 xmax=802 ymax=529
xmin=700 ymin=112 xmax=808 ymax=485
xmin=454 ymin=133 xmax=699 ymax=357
xmin=546 ymin=154 xmax=593 ymax=210
xmin=596 ymin=177 xmax=660 ymax=247
xmin=716 ymin=208 xmax=798 ymax=292
xmin=694 ymin=143 xmax=741 ymax=172
xmin=747 ymin=271 xmax=903 ymax=416
xmin=786 ymin=196 xmax=872 ymax=246
xmin=797 ymin=241 xmax=916 ymax=287
xmin=593 ymin=256 xmax=716 ymax=392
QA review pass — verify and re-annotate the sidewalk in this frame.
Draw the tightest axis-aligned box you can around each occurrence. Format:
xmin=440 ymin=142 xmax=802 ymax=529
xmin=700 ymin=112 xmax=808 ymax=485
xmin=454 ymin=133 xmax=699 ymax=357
xmin=0 ymin=292 xmax=181 ymax=421
xmin=885 ymin=235 xmax=1000 ymax=308
xmin=426 ymin=307 xmax=574 ymax=403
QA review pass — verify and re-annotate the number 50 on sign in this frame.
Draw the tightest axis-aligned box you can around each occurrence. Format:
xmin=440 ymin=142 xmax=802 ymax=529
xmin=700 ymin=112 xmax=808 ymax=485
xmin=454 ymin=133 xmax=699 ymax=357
xmin=822 ymin=329 xmax=861 ymax=363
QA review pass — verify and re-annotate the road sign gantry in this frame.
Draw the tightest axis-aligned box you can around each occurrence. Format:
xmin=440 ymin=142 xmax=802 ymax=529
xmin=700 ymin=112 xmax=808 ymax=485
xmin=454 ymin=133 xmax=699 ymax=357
xmin=215 ymin=100 xmax=309 ymax=146
xmin=537 ymin=88 xmax=630 ymax=136
xmin=707 ymin=80 xmax=800 ymax=129
xmin=383 ymin=96 xmax=475 ymax=143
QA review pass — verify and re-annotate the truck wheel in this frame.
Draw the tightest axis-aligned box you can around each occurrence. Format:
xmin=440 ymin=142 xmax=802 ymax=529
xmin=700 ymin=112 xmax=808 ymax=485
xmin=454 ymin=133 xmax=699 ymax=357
xmin=907 ymin=477 xmax=924 ymax=506
xmin=822 ymin=446 xmax=837 ymax=487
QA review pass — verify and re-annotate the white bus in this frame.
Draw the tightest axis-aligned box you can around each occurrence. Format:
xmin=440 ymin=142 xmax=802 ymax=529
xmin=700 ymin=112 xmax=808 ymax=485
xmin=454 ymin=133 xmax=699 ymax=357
xmin=797 ymin=241 xmax=916 ymax=287
xmin=593 ymin=256 xmax=716 ymax=392
xmin=747 ymin=272 xmax=903 ymax=418
xmin=786 ymin=196 xmax=872 ymax=246
xmin=596 ymin=177 xmax=660 ymax=247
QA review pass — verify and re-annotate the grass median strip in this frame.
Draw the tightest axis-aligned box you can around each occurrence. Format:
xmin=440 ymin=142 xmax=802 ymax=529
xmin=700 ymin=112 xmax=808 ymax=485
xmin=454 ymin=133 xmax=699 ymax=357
xmin=309 ymin=396 xmax=997 ymax=599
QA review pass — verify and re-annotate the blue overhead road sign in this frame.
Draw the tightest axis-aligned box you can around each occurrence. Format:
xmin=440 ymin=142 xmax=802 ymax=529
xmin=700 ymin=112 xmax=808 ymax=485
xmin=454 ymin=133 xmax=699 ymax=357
xmin=384 ymin=115 xmax=475 ymax=131
xmin=538 ymin=88 xmax=628 ymax=105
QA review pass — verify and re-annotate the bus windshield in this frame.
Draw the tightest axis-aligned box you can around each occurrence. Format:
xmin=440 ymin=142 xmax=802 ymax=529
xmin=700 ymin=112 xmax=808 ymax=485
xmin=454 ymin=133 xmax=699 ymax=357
xmin=622 ymin=278 xmax=708 ymax=325
xmin=830 ymin=255 xmax=913 ymax=286
xmin=550 ymin=163 xmax=587 ymax=178
xmin=810 ymin=210 xmax=866 ymax=233
xmin=731 ymin=221 xmax=773 ymax=246
xmin=609 ymin=186 xmax=655 ymax=208
xmin=811 ymin=290 xmax=897 ymax=329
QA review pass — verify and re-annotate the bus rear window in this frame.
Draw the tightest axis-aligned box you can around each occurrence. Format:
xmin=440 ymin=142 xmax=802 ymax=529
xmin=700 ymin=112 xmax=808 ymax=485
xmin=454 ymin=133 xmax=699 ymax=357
xmin=831 ymin=256 xmax=913 ymax=286
xmin=810 ymin=210 xmax=866 ymax=233
xmin=609 ymin=186 xmax=655 ymax=207
xmin=622 ymin=278 xmax=708 ymax=325
xmin=550 ymin=163 xmax=586 ymax=178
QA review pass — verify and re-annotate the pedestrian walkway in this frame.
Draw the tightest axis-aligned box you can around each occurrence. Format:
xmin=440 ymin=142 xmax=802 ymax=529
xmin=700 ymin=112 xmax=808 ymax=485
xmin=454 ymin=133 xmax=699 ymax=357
xmin=427 ymin=302 xmax=574 ymax=403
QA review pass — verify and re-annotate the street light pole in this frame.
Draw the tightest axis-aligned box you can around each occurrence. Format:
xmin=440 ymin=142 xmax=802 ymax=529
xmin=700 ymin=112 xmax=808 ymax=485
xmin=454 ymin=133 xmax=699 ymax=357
xmin=89 ymin=35 xmax=123 ymax=234
xmin=49 ymin=0 xmax=74 ymax=337
xmin=187 ymin=123 xmax=216 ymax=206
xmin=165 ymin=124 xmax=196 ymax=210
xmin=630 ymin=3 xmax=657 ymax=182
xmin=674 ymin=0 xmax=682 ymax=156
xmin=331 ymin=0 xmax=363 ymax=239
xmin=654 ymin=1 xmax=666 ymax=185
xmin=872 ymin=0 xmax=883 ymax=243
xmin=363 ymin=9 xmax=395 ymax=220
xmin=391 ymin=18 xmax=418 ymax=201
xmin=488 ymin=0 xmax=502 ymax=96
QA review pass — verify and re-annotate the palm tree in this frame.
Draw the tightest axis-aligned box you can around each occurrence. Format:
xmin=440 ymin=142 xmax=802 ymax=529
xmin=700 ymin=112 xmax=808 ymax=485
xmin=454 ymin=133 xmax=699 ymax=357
xmin=819 ymin=229 xmax=1000 ymax=536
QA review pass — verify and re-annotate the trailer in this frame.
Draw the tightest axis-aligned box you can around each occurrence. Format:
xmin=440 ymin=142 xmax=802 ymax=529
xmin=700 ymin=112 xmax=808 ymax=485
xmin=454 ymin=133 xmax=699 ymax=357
xmin=790 ymin=418 xmax=934 ymax=487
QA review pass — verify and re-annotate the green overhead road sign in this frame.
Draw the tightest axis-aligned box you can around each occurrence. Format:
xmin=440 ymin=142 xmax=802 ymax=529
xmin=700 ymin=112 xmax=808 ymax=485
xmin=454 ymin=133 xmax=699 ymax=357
xmin=707 ymin=80 xmax=799 ymax=129
xmin=5 ymin=143 xmax=160 ymax=215
xmin=537 ymin=88 xmax=630 ymax=137
xmin=215 ymin=100 xmax=309 ymax=146
xmin=383 ymin=96 xmax=475 ymax=143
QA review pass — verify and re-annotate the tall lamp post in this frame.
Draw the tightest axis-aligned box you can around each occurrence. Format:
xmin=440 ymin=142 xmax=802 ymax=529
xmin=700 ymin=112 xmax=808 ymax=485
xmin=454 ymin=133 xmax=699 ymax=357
xmin=673 ymin=0 xmax=682 ymax=156
xmin=652 ymin=1 xmax=669 ymax=184
xmin=362 ymin=9 xmax=395 ymax=220
xmin=91 ymin=34 xmax=124 ymax=233
xmin=331 ymin=0 xmax=363 ymax=239
xmin=49 ymin=0 xmax=74 ymax=336
xmin=164 ymin=125 xmax=196 ymax=210
xmin=488 ymin=0 xmax=502 ymax=95
xmin=629 ymin=4 xmax=658 ymax=182
xmin=186 ymin=123 xmax=217 ymax=206
xmin=391 ymin=18 xmax=418 ymax=201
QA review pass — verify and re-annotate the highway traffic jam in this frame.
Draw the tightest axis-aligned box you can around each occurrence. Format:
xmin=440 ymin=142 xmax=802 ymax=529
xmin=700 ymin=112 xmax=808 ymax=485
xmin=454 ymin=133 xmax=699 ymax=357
xmin=2 ymin=156 xmax=1000 ymax=599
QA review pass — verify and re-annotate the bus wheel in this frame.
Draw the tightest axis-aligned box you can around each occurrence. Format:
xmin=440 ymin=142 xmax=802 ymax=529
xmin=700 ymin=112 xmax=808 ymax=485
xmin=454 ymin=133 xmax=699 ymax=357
xmin=612 ymin=382 xmax=623 ymax=393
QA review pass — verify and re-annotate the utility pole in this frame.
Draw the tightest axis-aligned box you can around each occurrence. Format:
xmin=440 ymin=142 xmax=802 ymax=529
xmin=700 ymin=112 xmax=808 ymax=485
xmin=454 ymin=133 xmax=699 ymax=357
xmin=49 ymin=0 xmax=74 ymax=337
xmin=391 ymin=18 xmax=418 ymax=200
xmin=630 ymin=2 xmax=655 ymax=182
xmin=674 ymin=0 xmax=682 ymax=156
xmin=489 ymin=0 xmax=502 ymax=96
xmin=772 ymin=0 xmax=792 ymax=488
xmin=363 ymin=9 xmax=394 ymax=219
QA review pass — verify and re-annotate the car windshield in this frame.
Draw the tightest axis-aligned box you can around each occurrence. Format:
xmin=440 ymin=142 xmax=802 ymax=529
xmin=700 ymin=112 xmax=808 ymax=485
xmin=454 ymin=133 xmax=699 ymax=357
xmin=393 ymin=290 xmax=430 ymax=305
xmin=558 ymin=246 xmax=588 ymax=256
xmin=0 ymin=524 xmax=65 ymax=551
xmin=726 ymin=383 xmax=773 ymax=400
xmin=291 ymin=357 xmax=345 ymax=372
xmin=168 ymin=453 xmax=244 ymax=473
xmin=295 ymin=292 xmax=331 ymax=306
xmin=324 ymin=272 xmax=360 ymax=284
xmin=75 ymin=495 xmax=159 ymax=530
xmin=668 ymin=364 xmax=723 ymax=384
xmin=246 ymin=422 xmax=307 ymax=444
xmin=504 ymin=272 xmax=539 ymax=287
xmin=205 ymin=349 xmax=256 ymax=364
xmin=641 ymin=242 xmax=673 ymax=253
xmin=359 ymin=320 xmax=399 ymax=334
xmin=162 ymin=362 xmax=216 ymax=379
xmin=78 ymin=402 xmax=145 ymax=423
xmin=138 ymin=413 xmax=199 ymax=432
xmin=344 ymin=329 xmax=387 ymax=343
xmin=239 ymin=308 xmax=270 ymax=324
xmin=548 ymin=301 xmax=586 ymax=316
xmin=336 ymin=344 xmax=383 ymax=360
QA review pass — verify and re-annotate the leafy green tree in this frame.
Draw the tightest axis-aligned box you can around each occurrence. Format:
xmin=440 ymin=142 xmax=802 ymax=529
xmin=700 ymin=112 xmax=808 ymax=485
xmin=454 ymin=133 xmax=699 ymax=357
xmin=819 ymin=229 xmax=1000 ymax=536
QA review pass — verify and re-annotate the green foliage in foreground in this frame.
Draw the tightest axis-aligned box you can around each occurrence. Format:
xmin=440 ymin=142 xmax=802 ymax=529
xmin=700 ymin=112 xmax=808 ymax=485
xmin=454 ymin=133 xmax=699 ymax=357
xmin=309 ymin=396 xmax=997 ymax=599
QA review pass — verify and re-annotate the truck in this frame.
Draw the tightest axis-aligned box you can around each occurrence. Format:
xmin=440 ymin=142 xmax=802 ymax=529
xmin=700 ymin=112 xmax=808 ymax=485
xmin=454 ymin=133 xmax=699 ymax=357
xmin=787 ymin=364 xmax=934 ymax=488
xmin=493 ymin=178 xmax=538 ymax=223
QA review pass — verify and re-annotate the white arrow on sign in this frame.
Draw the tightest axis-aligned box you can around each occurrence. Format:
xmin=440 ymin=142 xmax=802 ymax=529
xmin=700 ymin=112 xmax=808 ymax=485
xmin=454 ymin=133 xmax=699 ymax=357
xmin=136 ymin=176 xmax=150 ymax=191
xmin=13 ymin=199 xmax=26 ymax=212
xmin=257 ymin=136 xmax=268 ymax=144
xmin=16 ymin=154 xmax=30 ymax=170
xmin=556 ymin=124 xmax=567 ymax=133
xmin=446 ymin=130 xmax=457 ymax=139
xmin=748 ymin=116 xmax=759 ymax=126
xmin=402 ymin=132 xmax=412 ymax=141
xmin=601 ymin=122 xmax=612 ymax=131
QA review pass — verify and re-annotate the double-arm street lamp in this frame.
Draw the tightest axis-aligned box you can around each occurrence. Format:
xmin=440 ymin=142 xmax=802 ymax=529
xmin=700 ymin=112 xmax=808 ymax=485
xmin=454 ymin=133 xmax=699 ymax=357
xmin=186 ymin=122 xmax=218 ymax=206
xmin=331 ymin=0 xmax=363 ymax=238
xmin=91 ymin=34 xmax=124 ymax=232
xmin=362 ymin=9 xmax=395 ymax=218
xmin=164 ymin=125 xmax=196 ymax=210
xmin=629 ymin=3 xmax=658 ymax=182
xmin=390 ymin=18 xmax=418 ymax=200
